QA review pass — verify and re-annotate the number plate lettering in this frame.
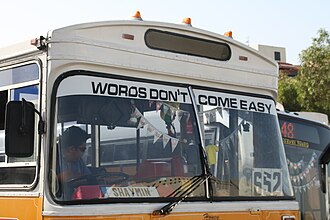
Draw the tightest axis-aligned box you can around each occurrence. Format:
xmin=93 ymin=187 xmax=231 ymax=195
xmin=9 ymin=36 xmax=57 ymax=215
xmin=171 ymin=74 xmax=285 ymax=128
xmin=252 ymin=168 xmax=282 ymax=196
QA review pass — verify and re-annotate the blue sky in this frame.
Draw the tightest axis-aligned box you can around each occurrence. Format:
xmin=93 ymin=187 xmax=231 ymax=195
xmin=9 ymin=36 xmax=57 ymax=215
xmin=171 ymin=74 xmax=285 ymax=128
xmin=1 ymin=0 xmax=329 ymax=64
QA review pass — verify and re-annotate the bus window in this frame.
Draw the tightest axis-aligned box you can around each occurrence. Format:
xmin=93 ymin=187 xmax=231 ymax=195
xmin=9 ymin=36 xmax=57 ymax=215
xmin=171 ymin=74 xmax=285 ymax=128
xmin=11 ymin=85 xmax=39 ymax=102
xmin=0 ymin=64 xmax=39 ymax=88
xmin=51 ymin=73 xmax=203 ymax=202
xmin=0 ymin=63 xmax=39 ymax=186
xmin=145 ymin=29 xmax=231 ymax=61
xmin=194 ymin=88 xmax=293 ymax=198
xmin=7 ymin=85 xmax=39 ymax=164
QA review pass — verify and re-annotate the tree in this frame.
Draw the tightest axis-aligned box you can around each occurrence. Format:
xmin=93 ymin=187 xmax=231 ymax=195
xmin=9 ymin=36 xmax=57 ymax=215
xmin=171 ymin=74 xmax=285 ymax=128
xmin=278 ymin=71 xmax=301 ymax=111
xmin=278 ymin=29 xmax=330 ymax=118
xmin=298 ymin=29 xmax=330 ymax=118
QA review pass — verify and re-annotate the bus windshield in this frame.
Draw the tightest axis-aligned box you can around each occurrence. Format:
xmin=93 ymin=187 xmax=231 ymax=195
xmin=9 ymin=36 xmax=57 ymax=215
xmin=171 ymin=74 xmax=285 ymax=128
xmin=50 ymin=72 xmax=294 ymax=202
xmin=51 ymin=73 xmax=204 ymax=202
xmin=194 ymin=88 xmax=294 ymax=197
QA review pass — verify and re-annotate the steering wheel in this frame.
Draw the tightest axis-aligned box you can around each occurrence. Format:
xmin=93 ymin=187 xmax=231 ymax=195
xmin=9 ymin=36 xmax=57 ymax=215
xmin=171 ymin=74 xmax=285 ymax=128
xmin=67 ymin=172 xmax=130 ymax=188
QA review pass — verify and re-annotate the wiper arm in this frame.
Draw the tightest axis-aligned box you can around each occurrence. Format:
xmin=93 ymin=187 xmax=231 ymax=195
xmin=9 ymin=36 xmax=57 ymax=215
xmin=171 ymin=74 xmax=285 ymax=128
xmin=152 ymin=173 xmax=211 ymax=216
xmin=152 ymin=86 xmax=214 ymax=216
xmin=186 ymin=85 xmax=214 ymax=197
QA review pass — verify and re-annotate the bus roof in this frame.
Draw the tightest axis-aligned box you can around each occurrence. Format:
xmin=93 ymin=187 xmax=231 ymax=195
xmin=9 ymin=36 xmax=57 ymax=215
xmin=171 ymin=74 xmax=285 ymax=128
xmin=0 ymin=40 xmax=40 ymax=62
xmin=2 ymin=20 xmax=279 ymax=98
xmin=278 ymin=111 xmax=330 ymax=129
xmin=294 ymin=112 xmax=329 ymax=125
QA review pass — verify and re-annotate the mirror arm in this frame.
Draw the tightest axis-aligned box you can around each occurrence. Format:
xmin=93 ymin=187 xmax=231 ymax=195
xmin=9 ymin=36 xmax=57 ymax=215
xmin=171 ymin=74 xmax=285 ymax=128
xmin=319 ymin=163 xmax=326 ymax=193
xmin=22 ymin=98 xmax=45 ymax=135
xmin=20 ymin=99 xmax=28 ymax=135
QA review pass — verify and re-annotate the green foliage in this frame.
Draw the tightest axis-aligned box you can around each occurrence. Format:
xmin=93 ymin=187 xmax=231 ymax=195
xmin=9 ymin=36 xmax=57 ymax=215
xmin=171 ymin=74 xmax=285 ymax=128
xmin=278 ymin=29 xmax=330 ymax=118
xmin=278 ymin=71 xmax=300 ymax=111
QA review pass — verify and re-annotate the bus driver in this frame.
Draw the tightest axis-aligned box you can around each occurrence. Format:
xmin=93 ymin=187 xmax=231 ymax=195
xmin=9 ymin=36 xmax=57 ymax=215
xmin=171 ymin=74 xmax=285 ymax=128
xmin=57 ymin=126 xmax=91 ymax=183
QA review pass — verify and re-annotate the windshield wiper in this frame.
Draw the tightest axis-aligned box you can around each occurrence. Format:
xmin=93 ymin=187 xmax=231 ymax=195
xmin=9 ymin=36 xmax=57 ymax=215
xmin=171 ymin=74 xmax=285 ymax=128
xmin=152 ymin=86 xmax=214 ymax=216
xmin=152 ymin=173 xmax=212 ymax=216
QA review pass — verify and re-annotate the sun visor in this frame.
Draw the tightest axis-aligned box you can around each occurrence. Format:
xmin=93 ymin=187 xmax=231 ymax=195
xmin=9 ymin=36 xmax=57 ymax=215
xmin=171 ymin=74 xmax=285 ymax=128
xmin=57 ymin=95 xmax=132 ymax=127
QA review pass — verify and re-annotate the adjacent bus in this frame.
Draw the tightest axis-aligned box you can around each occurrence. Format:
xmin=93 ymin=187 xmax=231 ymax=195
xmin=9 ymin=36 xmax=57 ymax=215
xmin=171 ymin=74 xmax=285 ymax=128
xmin=278 ymin=111 xmax=330 ymax=220
xmin=0 ymin=12 xmax=298 ymax=219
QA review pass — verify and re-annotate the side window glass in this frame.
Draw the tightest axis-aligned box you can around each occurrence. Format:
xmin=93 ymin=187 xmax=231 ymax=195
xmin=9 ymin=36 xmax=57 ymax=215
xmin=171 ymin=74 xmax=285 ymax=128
xmin=0 ymin=64 xmax=38 ymax=87
xmin=12 ymin=85 xmax=39 ymax=103
xmin=0 ymin=63 xmax=40 ymax=186
xmin=7 ymin=85 xmax=39 ymax=163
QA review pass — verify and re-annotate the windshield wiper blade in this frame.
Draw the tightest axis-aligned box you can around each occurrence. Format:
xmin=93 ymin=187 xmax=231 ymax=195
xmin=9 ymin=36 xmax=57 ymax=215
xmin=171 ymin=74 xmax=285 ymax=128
xmin=152 ymin=173 xmax=211 ymax=216
xmin=166 ymin=174 xmax=206 ymax=198
xmin=152 ymin=86 xmax=214 ymax=216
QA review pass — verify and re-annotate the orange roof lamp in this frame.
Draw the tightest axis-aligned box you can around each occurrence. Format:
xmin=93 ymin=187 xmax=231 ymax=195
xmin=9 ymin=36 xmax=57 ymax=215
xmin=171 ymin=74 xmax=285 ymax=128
xmin=132 ymin=11 xmax=143 ymax=21
xmin=224 ymin=31 xmax=233 ymax=38
xmin=182 ymin=17 xmax=192 ymax=26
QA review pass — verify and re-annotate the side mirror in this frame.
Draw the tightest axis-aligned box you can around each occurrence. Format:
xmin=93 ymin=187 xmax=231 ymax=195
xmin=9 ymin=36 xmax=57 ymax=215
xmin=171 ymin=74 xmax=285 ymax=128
xmin=5 ymin=100 xmax=35 ymax=157
xmin=319 ymin=143 xmax=330 ymax=193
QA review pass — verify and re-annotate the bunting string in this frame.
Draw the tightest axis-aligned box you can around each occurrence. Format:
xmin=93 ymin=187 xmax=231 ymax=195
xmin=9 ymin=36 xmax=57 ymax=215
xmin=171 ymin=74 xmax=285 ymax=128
xmin=199 ymin=107 xmax=251 ymax=153
xmin=132 ymin=104 xmax=247 ymax=153
xmin=287 ymin=152 xmax=317 ymax=184
xmin=199 ymin=107 xmax=224 ymax=124
xmin=133 ymin=108 xmax=181 ymax=152
xmin=217 ymin=120 xmax=245 ymax=150
xmin=292 ymin=176 xmax=319 ymax=192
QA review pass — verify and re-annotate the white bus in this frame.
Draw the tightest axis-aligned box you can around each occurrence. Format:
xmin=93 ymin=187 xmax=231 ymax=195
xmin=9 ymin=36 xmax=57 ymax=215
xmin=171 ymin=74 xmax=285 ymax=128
xmin=278 ymin=111 xmax=330 ymax=220
xmin=0 ymin=12 xmax=298 ymax=220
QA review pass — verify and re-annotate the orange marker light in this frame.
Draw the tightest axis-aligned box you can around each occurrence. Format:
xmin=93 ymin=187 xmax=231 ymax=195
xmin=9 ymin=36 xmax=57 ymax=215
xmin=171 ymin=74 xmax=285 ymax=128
xmin=182 ymin=17 xmax=192 ymax=26
xmin=224 ymin=31 xmax=233 ymax=38
xmin=132 ymin=11 xmax=143 ymax=21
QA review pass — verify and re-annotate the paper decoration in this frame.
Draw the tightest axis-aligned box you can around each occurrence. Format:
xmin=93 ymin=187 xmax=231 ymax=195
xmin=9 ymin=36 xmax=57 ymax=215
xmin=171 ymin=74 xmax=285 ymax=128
xmin=163 ymin=135 xmax=171 ymax=148
xmin=137 ymin=104 xmax=250 ymax=153
xmin=287 ymin=152 xmax=317 ymax=183
xmin=217 ymin=108 xmax=223 ymax=117
xmin=153 ymin=130 xmax=162 ymax=144
xmin=216 ymin=120 xmax=245 ymax=151
xmin=293 ymin=176 xmax=319 ymax=192
xmin=147 ymin=124 xmax=155 ymax=134
xmin=137 ymin=117 xmax=147 ymax=129
xmin=171 ymin=138 xmax=179 ymax=152
xmin=133 ymin=108 xmax=181 ymax=151
xmin=287 ymin=152 xmax=319 ymax=192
